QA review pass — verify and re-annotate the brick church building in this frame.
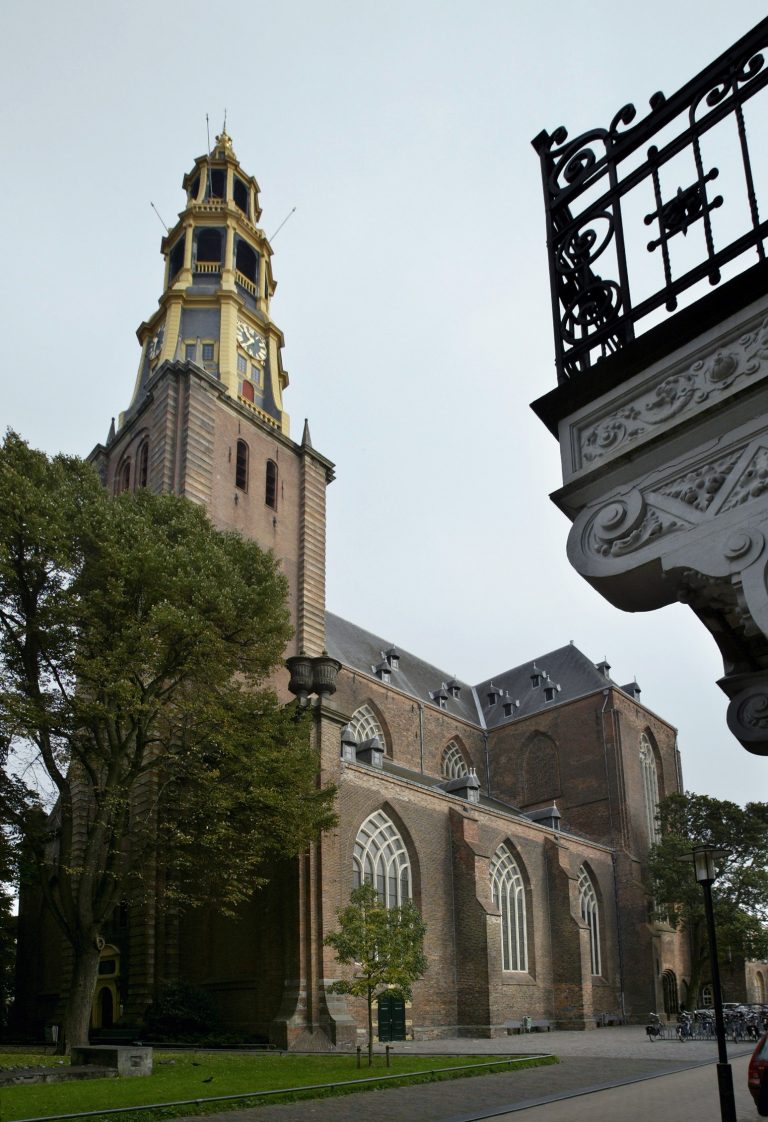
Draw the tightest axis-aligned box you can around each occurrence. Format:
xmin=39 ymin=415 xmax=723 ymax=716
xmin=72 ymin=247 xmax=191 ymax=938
xmin=16 ymin=133 xmax=690 ymax=1046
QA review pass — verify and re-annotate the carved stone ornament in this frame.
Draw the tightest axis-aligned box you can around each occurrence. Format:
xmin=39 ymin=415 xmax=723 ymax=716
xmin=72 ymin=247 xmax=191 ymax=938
xmin=726 ymin=677 xmax=768 ymax=756
xmin=570 ymin=437 xmax=768 ymax=577
xmin=576 ymin=316 xmax=768 ymax=469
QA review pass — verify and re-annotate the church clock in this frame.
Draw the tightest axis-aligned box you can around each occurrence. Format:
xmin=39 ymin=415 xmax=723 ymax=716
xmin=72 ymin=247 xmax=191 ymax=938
xmin=236 ymin=319 xmax=267 ymax=362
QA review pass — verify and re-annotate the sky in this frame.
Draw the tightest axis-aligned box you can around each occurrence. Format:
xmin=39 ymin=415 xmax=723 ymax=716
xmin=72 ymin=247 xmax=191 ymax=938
xmin=2 ymin=0 xmax=767 ymax=807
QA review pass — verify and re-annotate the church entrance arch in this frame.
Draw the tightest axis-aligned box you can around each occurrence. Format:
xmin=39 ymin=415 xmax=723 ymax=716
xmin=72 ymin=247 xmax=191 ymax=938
xmin=662 ymin=970 xmax=679 ymax=1017
xmin=377 ymin=993 xmax=406 ymax=1041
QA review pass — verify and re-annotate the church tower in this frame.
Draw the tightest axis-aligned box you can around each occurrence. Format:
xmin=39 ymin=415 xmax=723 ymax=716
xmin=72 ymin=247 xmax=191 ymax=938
xmin=90 ymin=132 xmax=333 ymax=662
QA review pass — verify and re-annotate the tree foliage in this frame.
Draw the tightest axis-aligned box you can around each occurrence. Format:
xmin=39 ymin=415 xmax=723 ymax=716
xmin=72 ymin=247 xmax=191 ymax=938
xmin=648 ymin=791 xmax=768 ymax=1004
xmin=325 ymin=884 xmax=427 ymax=1063
xmin=0 ymin=432 xmax=336 ymax=1047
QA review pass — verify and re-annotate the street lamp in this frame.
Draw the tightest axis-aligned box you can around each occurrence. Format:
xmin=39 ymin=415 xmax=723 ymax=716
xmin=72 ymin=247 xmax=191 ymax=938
xmin=682 ymin=845 xmax=737 ymax=1122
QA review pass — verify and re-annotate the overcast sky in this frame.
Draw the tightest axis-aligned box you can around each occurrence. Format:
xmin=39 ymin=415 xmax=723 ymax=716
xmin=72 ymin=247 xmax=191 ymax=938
xmin=2 ymin=1 xmax=767 ymax=806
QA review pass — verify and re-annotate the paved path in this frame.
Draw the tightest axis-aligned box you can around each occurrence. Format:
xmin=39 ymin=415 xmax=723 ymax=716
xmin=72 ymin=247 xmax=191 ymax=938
xmin=169 ymin=1026 xmax=757 ymax=1122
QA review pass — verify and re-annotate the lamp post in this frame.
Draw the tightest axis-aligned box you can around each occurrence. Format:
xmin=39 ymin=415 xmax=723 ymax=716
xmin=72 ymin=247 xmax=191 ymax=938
xmin=687 ymin=845 xmax=737 ymax=1122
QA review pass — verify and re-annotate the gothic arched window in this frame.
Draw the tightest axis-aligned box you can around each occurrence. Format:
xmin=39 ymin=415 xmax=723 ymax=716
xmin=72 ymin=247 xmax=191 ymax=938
xmin=235 ymin=440 xmax=249 ymax=492
xmin=640 ymin=733 xmax=661 ymax=844
xmin=578 ymin=865 xmax=601 ymax=976
xmin=490 ymin=845 xmax=528 ymax=972
xmin=265 ymin=459 xmax=278 ymax=509
xmin=136 ymin=441 xmax=149 ymax=489
xmin=353 ymin=810 xmax=411 ymax=906
xmin=117 ymin=459 xmax=131 ymax=494
xmin=349 ymin=704 xmax=385 ymax=748
xmin=442 ymin=741 xmax=468 ymax=779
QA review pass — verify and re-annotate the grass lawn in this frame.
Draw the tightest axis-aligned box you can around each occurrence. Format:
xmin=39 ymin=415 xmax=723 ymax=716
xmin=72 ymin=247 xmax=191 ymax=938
xmin=0 ymin=1049 xmax=558 ymax=1121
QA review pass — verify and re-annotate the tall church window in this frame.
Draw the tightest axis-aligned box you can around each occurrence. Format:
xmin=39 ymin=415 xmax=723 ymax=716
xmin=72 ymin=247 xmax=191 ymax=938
xmin=349 ymin=704 xmax=385 ymax=749
xmin=353 ymin=810 xmax=411 ymax=906
xmin=640 ymin=733 xmax=661 ymax=844
xmin=136 ymin=442 xmax=149 ymax=489
xmin=578 ymin=865 xmax=601 ymax=976
xmin=118 ymin=460 xmax=131 ymax=493
xmin=442 ymin=741 xmax=468 ymax=779
xmin=265 ymin=459 xmax=278 ymax=509
xmin=490 ymin=845 xmax=528 ymax=972
xmin=235 ymin=440 xmax=249 ymax=491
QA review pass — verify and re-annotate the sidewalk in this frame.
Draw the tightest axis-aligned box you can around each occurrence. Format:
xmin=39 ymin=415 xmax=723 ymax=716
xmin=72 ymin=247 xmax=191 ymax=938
xmin=170 ymin=1026 xmax=757 ymax=1122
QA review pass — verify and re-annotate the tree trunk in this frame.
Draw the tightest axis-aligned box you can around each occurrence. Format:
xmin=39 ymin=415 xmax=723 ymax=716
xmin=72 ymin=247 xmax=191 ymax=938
xmin=58 ymin=941 xmax=101 ymax=1054
xmin=367 ymin=985 xmax=373 ymax=1066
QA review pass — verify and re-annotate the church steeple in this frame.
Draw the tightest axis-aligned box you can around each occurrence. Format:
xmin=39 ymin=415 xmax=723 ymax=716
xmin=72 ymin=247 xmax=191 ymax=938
xmin=128 ymin=132 xmax=290 ymax=436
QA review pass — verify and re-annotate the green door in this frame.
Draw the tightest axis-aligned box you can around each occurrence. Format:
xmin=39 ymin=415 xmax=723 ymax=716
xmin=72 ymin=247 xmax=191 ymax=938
xmin=377 ymin=993 xmax=406 ymax=1042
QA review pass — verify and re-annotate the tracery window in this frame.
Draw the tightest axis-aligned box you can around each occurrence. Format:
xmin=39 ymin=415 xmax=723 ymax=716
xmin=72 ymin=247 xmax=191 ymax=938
xmin=490 ymin=845 xmax=528 ymax=972
xmin=578 ymin=865 xmax=601 ymax=976
xmin=349 ymin=704 xmax=385 ymax=748
xmin=442 ymin=741 xmax=468 ymax=779
xmin=352 ymin=810 xmax=411 ymax=906
xmin=640 ymin=733 xmax=661 ymax=844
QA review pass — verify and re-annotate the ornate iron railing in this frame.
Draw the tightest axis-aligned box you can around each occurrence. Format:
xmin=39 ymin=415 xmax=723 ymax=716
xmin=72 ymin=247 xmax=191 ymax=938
xmin=532 ymin=19 xmax=768 ymax=384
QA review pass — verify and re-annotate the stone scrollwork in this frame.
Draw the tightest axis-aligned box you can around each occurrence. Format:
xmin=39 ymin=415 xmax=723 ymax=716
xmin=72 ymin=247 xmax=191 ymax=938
xmin=578 ymin=317 xmax=768 ymax=468
xmin=575 ymin=489 xmax=684 ymax=563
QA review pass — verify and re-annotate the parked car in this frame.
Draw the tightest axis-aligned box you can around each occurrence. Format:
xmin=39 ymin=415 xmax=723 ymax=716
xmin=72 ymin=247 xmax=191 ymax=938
xmin=748 ymin=1032 xmax=768 ymax=1116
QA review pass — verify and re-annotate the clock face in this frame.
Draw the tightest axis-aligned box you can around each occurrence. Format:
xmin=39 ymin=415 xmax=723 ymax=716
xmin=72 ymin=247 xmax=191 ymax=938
xmin=236 ymin=319 xmax=267 ymax=361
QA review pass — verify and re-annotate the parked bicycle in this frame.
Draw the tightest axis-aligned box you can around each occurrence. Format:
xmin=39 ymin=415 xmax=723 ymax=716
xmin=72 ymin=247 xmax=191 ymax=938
xmin=646 ymin=1012 xmax=663 ymax=1041
xmin=676 ymin=1011 xmax=693 ymax=1041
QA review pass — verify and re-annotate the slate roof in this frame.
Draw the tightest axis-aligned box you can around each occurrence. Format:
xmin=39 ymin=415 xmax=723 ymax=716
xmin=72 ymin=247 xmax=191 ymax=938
xmin=475 ymin=643 xmax=617 ymax=729
xmin=325 ymin=612 xmax=481 ymax=725
xmin=325 ymin=613 xmax=649 ymax=731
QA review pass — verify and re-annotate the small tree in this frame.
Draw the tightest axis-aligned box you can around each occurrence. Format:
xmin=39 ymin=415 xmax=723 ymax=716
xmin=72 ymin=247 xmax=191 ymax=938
xmin=325 ymin=883 xmax=427 ymax=1064
xmin=649 ymin=792 xmax=768 ymax=1005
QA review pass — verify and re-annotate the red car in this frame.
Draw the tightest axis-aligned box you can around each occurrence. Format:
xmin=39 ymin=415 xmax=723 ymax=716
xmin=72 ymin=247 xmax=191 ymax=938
xmin=749 ymin=1032 xmax=768 ymax=1115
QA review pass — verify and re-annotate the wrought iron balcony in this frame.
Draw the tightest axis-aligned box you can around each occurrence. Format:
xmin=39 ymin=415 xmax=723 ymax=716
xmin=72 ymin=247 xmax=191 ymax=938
xmin=533 ymin=18 xmax=768 ymax=386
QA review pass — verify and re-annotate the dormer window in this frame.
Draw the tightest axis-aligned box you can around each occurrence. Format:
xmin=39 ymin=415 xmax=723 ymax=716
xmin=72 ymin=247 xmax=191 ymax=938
xmin=487 ymin=684 xmax=500 ymax=706
xmin=503 ymin=699 xmax=520 ymax=718
xmin=373 ymin=659 xmax=390 ymax=683
xmin=530 ymin=663 xmax=544 ymax=689
xmin=384 ymin=647 xmax=400 ymax=670
xmin=543 ymin=676 xmax=560 ymax=702
xmin=446 ymin=678 xmax=461 ymax=699
xmin=430 ymin=687 xmax=449 ymax=709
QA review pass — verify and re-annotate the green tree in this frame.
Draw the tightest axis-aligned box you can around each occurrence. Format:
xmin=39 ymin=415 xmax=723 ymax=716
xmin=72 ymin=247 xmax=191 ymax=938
xmin=0 ymin=432 xmax=336 ymax=1050
xmin=648 ymin=792 xmax=768 ymax=1006
xmin=325 ymin=883 xmax=427 ymax=1064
